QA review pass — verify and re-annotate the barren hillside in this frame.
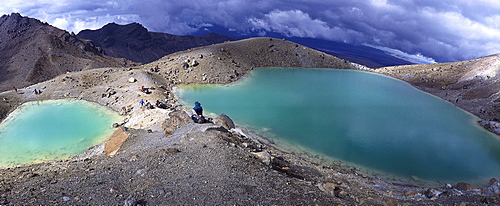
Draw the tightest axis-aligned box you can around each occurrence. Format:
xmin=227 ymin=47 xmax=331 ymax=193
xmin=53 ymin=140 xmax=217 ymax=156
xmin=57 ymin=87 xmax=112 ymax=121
xmin=141 ymin=37 xmax=359 ymax=85
xmin=376 ymin=54 xmax=500 ymax=124
xmin=0 ymin=13 xmax=135 ymax=92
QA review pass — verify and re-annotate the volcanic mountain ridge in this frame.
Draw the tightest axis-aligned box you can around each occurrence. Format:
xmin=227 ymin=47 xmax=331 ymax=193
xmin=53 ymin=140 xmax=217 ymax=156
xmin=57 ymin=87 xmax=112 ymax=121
xmin=0 ymin=13 xmax=135 ymax=92
xmin=76 ymin=22 xmax=234 ymax=64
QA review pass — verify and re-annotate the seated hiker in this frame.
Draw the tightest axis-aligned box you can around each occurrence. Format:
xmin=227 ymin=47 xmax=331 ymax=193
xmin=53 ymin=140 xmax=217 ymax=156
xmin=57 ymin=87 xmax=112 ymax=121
xmin=150 ymin=65 xmax=160 ymax=72
xmin=156 ymin=100 xmax=167 ymax=109
xmin=191 ymin=101 xmax=206 ymax=123
xmin=140 ymin=86 xmax=150 ymax=94
xmin=143 ymin=100 xmax=153 ymax=109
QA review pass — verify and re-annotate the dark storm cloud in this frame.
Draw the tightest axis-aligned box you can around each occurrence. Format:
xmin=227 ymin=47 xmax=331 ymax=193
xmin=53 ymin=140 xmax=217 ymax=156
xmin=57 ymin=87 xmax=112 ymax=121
xmin=1 ymin=0 xmax=499 ymax=62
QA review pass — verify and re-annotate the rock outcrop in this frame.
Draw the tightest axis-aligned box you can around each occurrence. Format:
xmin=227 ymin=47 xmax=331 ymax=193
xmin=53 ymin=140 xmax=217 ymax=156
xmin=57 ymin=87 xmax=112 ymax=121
xmin=213 ymin=113 xmax=235 ymax=130
xmin=103 ymin=127 xmax=129 ymax=157
xmin=483 ymin=178 xmax=500 ymax=195
xmin=162 ymin=110 xmax=192 ymax=136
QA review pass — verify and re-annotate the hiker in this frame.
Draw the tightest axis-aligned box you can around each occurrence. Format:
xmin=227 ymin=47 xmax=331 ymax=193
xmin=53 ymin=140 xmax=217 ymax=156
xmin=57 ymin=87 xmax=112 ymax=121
xmin=193 ymin=101 xmax=203 ymax=116
xmin=145 ymin=100 xmax=153 ymax=109
xmin=33 ymin=88 xmax=41 ymax=94
xmin=141 ymin=86 xmax=150 ymax=94
xmin=139 ymin=99 xmax=145 ymax=107
xmin=156 ymin=100 xmax=167 ymax=109
xmin=150 ymin=65 xmax=160 ymax=72
xmin=191 ymin=101 xmax=206 ymax=123
xmin=12 ymin=86 xmax=17 ymax=92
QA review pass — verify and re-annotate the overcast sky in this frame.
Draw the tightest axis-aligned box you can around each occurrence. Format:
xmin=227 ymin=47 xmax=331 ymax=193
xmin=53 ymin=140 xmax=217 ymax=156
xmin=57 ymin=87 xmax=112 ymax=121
xmin=1 ymin=0 xmax=499 ymax=62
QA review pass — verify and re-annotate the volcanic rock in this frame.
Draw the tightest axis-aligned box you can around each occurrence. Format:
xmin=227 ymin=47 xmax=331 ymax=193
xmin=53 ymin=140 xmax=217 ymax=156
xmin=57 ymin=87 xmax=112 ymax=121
xmin=104 ymin=127 xmax=129 ymax=157
xmin=454 ymin=182 xmax=480 ymax=191
xmin=483 ymin=178 xmax=500 ymax=195
xmin=214 ymin=113 xmax=235 ymax=129
xmin=162 ymin=110 xmax=192 ymax=136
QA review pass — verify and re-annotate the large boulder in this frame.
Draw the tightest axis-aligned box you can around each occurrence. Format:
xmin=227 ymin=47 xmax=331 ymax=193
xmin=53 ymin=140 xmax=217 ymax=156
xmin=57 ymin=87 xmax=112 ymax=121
xmin=484 ymin=178 xmax=500 ymax=195
xmin=213 ymin=113 xmax=235 ymax=130
xmin=251 ymin=151 xmax=271 ymax=166
xmin=104 ymin=127 xmax=129 ymax=157
xmin=162 ymin=110 xmax=191 ymax=136
xmin=454 ymin=182 xmax=480 ymax=191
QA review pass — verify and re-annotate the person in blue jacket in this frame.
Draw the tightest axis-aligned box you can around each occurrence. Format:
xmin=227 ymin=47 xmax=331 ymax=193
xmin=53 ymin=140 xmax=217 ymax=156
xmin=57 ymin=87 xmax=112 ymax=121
xmin=192 ymin=101 xmax=205 ymax=123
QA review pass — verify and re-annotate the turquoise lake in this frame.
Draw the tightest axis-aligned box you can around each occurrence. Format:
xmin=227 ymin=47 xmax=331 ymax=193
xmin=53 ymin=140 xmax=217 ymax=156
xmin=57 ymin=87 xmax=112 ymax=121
xmin=177 ymin=67 xmax=500 ymax=186
xmin=0 ymin=100 xmax=121 ymax=168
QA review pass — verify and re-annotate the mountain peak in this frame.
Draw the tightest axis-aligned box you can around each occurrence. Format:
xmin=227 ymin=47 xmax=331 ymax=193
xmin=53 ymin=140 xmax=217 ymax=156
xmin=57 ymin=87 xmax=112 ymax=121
xmin=102 ymin=22 xmax=145 ymax=29
xmin=1 ymin=12 xmax=22 ymax=20
xmin=0 ymin=14 xmax=132 ymax=92
xmin=77 ymin=23 xmax=234 ymax=63
xmin=0 ymin=13 xmax=44 ymax=30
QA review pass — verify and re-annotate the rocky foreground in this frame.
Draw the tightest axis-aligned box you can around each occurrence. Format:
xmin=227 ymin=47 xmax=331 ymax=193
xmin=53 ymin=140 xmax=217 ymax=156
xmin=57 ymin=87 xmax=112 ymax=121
xmin=1 ymin=38 xmax=500 ymax=205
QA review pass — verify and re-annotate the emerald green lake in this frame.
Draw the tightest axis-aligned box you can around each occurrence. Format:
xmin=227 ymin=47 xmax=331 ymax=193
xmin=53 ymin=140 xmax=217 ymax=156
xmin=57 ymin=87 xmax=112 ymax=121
xmin=0 ymin=100 xmax=121 ymax=168
xmin=177 ymin=67 xmax=500 ymax=186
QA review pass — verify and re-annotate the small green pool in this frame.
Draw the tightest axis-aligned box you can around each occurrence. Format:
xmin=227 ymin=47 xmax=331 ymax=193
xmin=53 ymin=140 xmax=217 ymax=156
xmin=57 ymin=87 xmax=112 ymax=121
xmin=0 ymin=99 xmax=121 ymax=168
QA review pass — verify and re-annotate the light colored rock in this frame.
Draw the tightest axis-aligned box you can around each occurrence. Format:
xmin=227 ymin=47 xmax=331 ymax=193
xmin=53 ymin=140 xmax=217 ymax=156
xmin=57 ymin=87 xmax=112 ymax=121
xmin=125 ymin=108 xmax=170 ymax=132
xmin=317 ymin=182 xmax=337 ymax=196
xmin=162 ymin=110 xmax=191 ymax=136
xmin=128 ymin=77 xmax=136 ymax=83
xmin=103 ymin=127 xmax=129 ymax=157
xmin=483 ymin=179 xmax=500 ymax=195
xmin=251 ymin=151 xmax=271 ymax=166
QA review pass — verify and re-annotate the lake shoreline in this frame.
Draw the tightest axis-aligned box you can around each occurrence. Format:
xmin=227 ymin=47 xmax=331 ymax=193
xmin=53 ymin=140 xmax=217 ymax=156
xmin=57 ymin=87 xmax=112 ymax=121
xmin=0 ymin=99 xmax=121 ymax=169
xmin=177 ymin=67 xmax=500 ymax=187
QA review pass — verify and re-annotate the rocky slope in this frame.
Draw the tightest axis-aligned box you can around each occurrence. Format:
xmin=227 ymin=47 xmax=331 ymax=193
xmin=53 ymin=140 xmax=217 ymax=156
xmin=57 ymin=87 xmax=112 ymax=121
xmin=1 ymin=37 xmax=499 ymax=205
xmin=77 ymin=23 xmax=234 ymax=64
xmin=0 ymin=13 xmax=135 ymax=92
